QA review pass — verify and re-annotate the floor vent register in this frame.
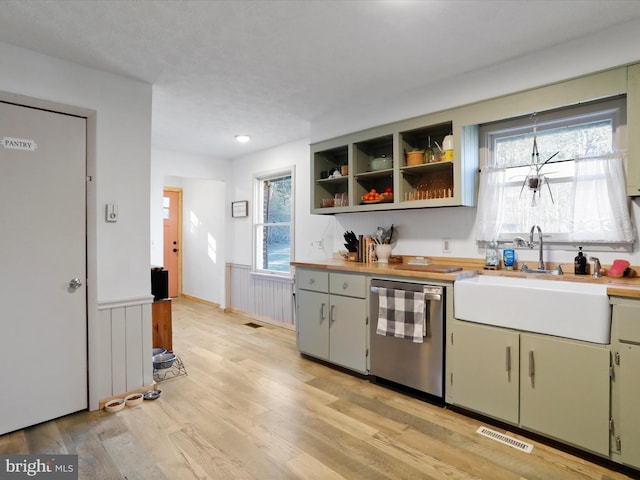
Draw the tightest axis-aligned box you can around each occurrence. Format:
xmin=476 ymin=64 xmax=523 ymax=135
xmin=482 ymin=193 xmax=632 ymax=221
xmin=476 ymin=426 xmax=534 ymax=453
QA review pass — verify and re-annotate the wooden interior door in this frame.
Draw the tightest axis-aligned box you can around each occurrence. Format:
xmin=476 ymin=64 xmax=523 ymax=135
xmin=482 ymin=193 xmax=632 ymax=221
xmin=163 ymin=188 xmax=181 ymax=297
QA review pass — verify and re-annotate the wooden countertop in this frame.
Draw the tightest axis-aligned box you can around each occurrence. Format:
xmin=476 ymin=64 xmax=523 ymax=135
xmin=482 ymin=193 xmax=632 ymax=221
xmin=291 ymin=257 xmax=640 ymax=299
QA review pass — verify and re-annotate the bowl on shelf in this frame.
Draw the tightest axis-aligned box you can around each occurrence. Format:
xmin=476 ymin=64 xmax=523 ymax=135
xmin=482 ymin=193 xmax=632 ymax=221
xmin=152 ymin=347 xmax=166 ymax=356
xmin=370 ymin=155 xmax=393 ymax=171
xmin=152 ymin=352 xmax=176 ymax=370
xmin=321 ymin=198 xmax=334 ymax=208
xmin=407 ymin=151 xmax=424 ymax=166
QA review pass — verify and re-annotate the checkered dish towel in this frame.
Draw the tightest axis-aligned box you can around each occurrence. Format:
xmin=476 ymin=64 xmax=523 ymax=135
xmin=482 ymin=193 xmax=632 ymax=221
xmin=376 ymin=287 xmax=426 ymax=343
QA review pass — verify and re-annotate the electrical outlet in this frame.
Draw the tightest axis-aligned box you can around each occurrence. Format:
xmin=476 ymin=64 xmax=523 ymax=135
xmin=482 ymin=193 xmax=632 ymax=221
xmin=442 ymin=238 xmax=451 ymax=254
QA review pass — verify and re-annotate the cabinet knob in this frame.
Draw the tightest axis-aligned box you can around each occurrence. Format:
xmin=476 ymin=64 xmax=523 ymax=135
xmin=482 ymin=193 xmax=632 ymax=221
xmin=309 ymin=278 xmax=315 ymax=285
xmin=342 ymin=282 xmax=349 ymax=290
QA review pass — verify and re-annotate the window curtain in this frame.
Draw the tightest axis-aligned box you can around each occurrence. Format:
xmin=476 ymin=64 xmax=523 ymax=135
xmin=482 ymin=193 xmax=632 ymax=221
xmin=570 ymin=152 xmax=634 ymax=243
xmin=475 ymin=167 xmax=506 ymax=242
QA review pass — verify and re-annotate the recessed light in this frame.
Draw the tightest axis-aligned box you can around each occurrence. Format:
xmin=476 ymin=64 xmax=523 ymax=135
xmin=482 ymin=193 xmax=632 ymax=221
xmin=235 ymin=134 xmax=251 ymax=143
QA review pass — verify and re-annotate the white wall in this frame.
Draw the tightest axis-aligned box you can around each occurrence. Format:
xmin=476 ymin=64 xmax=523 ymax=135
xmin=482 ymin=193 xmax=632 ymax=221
xmin=311 ymin=17 xmax=640 ymax=144
xmin=0 ymin=41 xmax=153 ymax=409
xmin=331 ymin=202 xmax=640 ymax=268
xmin=0 ymin=42 xmax=152 ymax=301
xmin=181 ymin=178 xmax=226 ymax=305
xmin=303 ymin=21 xmax=640 ymax=269
xmin=150 ymin=147 xmax=229 ymax=266
xmin=150 ymin=147 xmax=230 ymax=306
xmin=227 ymin=138 xmax=335 ymax=267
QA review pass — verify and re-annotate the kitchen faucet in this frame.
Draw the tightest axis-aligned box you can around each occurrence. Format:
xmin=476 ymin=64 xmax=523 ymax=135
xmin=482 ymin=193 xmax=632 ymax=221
xmin=514 ymin=225 xmax=555 ymax=274
xmin=530 ymin=225 xmax=545 ymax=270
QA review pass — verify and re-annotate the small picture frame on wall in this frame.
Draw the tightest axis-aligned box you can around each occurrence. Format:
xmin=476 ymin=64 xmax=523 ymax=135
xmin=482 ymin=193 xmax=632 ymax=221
xmin=231 ymin=200 xmax=249 ymax=218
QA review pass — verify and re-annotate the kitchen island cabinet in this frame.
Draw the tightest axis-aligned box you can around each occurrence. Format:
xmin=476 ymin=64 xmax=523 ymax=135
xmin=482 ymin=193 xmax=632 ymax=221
xmin=610 ymin=297 xmax=640 ymax=469
xmin=296 ymin=268 xmax=368 ymax=373
xmin=450 ymin=319 xmax=610 ymax=456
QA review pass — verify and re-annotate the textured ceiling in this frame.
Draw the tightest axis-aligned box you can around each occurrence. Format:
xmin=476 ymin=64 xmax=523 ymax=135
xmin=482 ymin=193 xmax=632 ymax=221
xmin=1 ymin=0 xmax=640 ymax=159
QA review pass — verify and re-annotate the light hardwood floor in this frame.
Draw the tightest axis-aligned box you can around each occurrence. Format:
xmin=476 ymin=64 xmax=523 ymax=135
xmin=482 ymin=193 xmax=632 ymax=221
xmin=1 ymin=297 xmax=636 ymax=479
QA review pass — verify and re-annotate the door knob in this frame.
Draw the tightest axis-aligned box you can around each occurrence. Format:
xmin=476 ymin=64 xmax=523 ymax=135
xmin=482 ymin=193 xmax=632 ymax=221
xmin=68 ymin=278 xmax=83 ymax=291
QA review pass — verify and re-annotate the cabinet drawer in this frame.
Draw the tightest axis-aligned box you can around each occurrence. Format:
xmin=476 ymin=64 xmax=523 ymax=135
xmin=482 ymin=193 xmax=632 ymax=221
xmin=330 ymin=272 xmax=366 ymax=298
xmin=615 ymin=304 xmax=640 ymax=342
xmin=297 ymin=269 xmax=328 ymax=292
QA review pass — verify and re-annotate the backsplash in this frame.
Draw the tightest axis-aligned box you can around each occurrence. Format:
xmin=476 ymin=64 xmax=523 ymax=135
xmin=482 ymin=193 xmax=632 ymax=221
xmin=333 ymin=200 xmax=640 ymax=267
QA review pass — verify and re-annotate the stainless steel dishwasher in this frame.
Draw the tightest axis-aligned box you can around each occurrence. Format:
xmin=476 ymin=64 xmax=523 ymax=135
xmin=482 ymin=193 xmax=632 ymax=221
xmin=369 ymin=278 xmax=444 ymax=399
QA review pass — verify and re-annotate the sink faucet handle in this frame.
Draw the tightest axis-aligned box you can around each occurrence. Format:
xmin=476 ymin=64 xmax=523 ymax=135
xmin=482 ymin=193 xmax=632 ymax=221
xmin=589 ymin=256 xmax=601 ymax=278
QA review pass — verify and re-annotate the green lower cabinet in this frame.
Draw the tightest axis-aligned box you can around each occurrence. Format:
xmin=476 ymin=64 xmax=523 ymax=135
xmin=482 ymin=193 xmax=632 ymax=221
xmin=296 ymin=269 xmax=368 ymax=374
xmin=327 ymin=294 xmax=367 ymax=372
xmin=618 ymin=344 xmax=640 ymax=468
xmin=451 ymin=320 xmax=610 ymax=456
xmin=296 ymin=289 xmax=330 ymax=360
xmin=519 ymin=333 xmax=610 ymax=456
xmin=611 ymin=298 xmax=640 ymax=469
xmin=450 ymin=320 xmax=519 ymax=424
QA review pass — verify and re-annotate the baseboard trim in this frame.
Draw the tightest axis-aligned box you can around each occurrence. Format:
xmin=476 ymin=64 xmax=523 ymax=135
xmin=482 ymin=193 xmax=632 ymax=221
xmin=179 ymin=294 xmax=222 ymax=309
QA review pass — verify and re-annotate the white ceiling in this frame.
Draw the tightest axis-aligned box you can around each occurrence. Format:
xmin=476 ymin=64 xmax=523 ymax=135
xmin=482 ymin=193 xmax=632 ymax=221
xmin=1 ymin=0 xmax=640 ymax=160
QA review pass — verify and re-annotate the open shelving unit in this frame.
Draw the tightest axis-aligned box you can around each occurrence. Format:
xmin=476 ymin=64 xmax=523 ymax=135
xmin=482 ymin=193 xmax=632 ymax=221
xmin=310 ymin=116 xmax=477 ymax=214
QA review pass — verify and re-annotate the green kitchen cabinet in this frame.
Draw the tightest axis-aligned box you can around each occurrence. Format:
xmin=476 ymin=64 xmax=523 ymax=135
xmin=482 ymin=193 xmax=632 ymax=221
xmin=610 ymin=297 xmax=640 ymax=469
xmin=296 ymin=288 xmax=330 ymax=360
xmin=296 ymin=268 xmax=368 ymax=373
xmin=450 ymin=320 xmax=610 ymax=456
xmin=310 ymin=116 xmax=478 ymax=214
xmin=450 ymin=320 xmax=519 ymax=424
xmin=519 ymin=333 xmax=610 ymax=456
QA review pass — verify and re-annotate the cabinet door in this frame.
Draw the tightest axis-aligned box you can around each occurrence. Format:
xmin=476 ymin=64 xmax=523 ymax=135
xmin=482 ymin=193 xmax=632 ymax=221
xmin=619 ymin=343 xmax=640 ymax=468
xmin=520 ymin=334 xmax=610 ymax=456
xmin=627 ymin=63 xmax=640 ymax=196
xmin=329 ymin=294 xmax=367 ymax=373
xmin=450 ymin=321 xmax=519 ymax=424
xmin=296 ymin=290 xmax=329 ymax=360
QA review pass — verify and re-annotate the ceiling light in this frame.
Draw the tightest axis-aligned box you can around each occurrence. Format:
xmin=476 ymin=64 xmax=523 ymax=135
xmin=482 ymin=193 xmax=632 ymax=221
xmin=235 ymin=134 xmax=251 ymax=143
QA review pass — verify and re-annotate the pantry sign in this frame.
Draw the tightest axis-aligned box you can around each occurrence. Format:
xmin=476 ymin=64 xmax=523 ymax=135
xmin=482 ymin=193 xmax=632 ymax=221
xmin=2 ymin=137 xmax=38 ymax=151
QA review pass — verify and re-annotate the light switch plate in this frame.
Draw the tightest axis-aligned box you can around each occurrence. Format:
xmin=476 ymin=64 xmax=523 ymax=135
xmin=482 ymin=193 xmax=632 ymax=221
xmin=105 ymin=203 xmax=118 ymax=222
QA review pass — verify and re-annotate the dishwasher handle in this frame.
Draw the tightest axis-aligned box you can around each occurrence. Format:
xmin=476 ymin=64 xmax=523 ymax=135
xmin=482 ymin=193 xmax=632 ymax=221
xmin=370 ymin=285 xmax=442 ymax=302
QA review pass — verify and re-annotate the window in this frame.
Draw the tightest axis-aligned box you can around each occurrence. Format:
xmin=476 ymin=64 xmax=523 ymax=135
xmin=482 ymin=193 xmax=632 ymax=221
xmin=476 ymin=96 xmax=633 ymax=246
xmin=254 ymin=168 xmax=294 ymax=275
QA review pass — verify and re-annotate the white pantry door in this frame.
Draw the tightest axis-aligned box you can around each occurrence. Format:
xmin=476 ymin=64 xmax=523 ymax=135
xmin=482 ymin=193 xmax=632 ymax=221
xmin=0 ymin=101 xmax=87 ymax=435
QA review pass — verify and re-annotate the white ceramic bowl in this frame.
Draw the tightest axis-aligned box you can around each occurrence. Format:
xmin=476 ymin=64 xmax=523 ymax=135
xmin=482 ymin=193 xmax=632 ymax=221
xmin=125 ymin=393 xmax=144 ymax=407
xmin=104 ymin=398 xmax=125 ymax=413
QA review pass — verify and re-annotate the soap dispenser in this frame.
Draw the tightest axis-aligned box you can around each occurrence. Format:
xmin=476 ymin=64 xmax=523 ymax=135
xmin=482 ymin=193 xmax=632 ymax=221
xmin=574 ymin=247 xmax=587 ymax=275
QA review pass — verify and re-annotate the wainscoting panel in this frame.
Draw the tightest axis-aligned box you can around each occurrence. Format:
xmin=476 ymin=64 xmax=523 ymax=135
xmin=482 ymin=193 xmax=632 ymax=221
xmin=96 ymin=296 xmax=154 ymax=402
xmin=227 ymin=263 xmax=295 ymax=327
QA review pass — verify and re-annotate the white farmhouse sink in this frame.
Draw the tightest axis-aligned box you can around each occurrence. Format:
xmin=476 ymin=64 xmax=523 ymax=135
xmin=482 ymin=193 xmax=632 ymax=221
xmin=454 ymin=275 xmax=611 ymax=344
